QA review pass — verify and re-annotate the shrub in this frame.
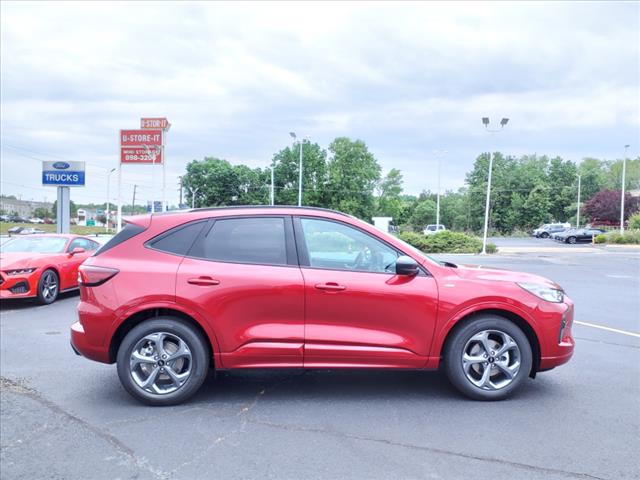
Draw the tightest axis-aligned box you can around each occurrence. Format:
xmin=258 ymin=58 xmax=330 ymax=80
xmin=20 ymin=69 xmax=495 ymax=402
xmin=605 ymin=231 xmax=640 ymax=244
xmin=398 ymin=230 xmax=485 ymax=254
xmin=629 ymin=212 xmax=640 ymax=230
xmin=594 ymin=234 xmax=606 ymax=244
xmin=485 ymin=243 xmax=498 ymax=254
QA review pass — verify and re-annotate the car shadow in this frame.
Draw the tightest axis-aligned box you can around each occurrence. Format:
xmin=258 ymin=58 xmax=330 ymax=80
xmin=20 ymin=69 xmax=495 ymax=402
xmin=0 ymin=290 xmax=79 ymax=311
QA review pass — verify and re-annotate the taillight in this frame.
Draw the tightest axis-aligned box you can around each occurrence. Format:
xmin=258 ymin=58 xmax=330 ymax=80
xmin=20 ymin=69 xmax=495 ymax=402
xmin=78 ymin=265 xmax=119 ymax=287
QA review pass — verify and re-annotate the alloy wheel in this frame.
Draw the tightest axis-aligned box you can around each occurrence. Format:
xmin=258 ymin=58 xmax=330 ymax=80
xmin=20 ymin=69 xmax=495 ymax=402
xmin=129 ymin=332 xmax=193 ymax=395
xmin=41 ymin=271 xmax=58 ymax=301
xmin=461 ymin=330 xmax=521 ymax=390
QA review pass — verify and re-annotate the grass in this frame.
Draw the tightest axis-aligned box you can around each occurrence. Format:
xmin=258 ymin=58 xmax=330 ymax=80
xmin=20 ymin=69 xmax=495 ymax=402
xmin=1 ymin=222 xmax=109 ymax=236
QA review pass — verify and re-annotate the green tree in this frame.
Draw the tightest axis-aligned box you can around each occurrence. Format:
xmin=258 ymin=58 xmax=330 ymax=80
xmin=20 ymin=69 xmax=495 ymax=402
xmin=375 ymin=168 xmax=404 ymax=220
xmin=51 ymin=200 xmax=77 ymax=218
xmin=271 ymin=141 xmax=328 ymax=206
xmin=407 ymin=197 xmax=437 ymax=231
xmin=326 ymin=137 xmax=381 ymax=220
xmin=33 ymin=207 xmax=50 ymax=219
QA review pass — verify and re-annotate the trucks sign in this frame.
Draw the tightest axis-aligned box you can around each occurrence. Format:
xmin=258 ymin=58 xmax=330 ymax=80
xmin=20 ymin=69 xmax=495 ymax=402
xmin=120 ymin=129 xmax=163 ymax=147
xmin=42 ymin=161 xmax=86 ymax=186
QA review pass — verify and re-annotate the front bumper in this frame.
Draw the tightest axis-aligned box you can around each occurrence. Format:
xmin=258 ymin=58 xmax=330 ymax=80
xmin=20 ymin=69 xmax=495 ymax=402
xmin=538 ymin=299 xmax=575 ymax=371
xmin=0 ymin=271 xmax=38 ymax=299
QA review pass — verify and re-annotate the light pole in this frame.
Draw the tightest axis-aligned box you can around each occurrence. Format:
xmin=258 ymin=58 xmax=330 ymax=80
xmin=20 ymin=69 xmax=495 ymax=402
xmin=290 ymin=132 xmax=308 ymax=207
xmin=270 ymin=162 xmax=275 ymax=206
xmin=188 ymin=187 xmax=199 ymax=209
xmin=433 ymin=150 xmax=448 ymax=228
xmin=576 ymin=173 xmax=581 ymax=228
xmin=620 ymin=144 xmax=630 ymax=233
xmin=480 ymin=117 xmax=509 ymax=255
xmin=106 ymin=167 xmax=116 ymax=232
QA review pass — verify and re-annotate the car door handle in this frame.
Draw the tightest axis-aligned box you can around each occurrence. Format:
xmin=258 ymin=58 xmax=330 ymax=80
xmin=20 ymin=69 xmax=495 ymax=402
xmin=187 ymin=277 xmax=220 ymax=286
xmin=314 ymin=282 xmax=346 ymax=291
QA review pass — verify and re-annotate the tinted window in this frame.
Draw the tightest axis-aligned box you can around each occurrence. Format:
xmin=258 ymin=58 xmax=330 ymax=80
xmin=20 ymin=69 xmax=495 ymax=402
xmin=149 ymin=221 xmax=207 ymax=256
xmin=94 ymin=223 xmax=145 ymax=256
xmin=300 ymin=218 xmax=398 ymax=273
xmin=194 ymin=217 xmax=287 ymax=265
xmin=68 ymin=238 xmax=100 ymax=252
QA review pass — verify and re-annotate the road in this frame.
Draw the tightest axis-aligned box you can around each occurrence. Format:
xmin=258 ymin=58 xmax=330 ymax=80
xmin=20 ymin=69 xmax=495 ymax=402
xmin=1 ymin=249 xmax=639 ymax=480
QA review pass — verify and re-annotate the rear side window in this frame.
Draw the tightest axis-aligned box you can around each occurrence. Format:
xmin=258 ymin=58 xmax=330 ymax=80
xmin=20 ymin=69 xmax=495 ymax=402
xmin=94 ymin=223 xmax=145 ymax=256
xmin=191 ymin=217 xmax=287 ymax=265
xmin=147 ymin=221 xmax=207 ymax=256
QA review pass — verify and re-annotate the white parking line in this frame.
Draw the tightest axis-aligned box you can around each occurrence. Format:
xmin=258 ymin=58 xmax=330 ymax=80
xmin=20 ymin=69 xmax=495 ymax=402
xmin=574 ymin=321 xmax=640 ymax=338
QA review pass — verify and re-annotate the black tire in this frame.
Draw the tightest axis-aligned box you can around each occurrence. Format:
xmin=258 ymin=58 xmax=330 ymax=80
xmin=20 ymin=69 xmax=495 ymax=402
xmin=36 ymin=269 xmax=59 ymax=305
xmin=567 ymin=236 xmax=576 ymax=244
xmin=116 ymin=317 xmax=210 ymax=406
xmin=444 ymin=315 xmax=532 ymax=401
xmin=540 ymin=232 xmax=549 ymax=238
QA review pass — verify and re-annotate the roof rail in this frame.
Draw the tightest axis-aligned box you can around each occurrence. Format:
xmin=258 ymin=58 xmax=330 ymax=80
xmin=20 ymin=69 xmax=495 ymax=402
xmin=183 ymin=205 xmax=352 ymax=217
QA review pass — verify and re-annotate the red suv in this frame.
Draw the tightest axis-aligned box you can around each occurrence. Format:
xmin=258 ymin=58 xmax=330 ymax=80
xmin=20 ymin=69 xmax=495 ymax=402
xmin=71 ymin=207 xmax=574 ymax=405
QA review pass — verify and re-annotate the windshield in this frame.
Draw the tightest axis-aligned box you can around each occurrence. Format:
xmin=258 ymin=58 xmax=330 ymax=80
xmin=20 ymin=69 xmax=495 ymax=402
xmin=1 ymin=236 xmax=68 ymax=253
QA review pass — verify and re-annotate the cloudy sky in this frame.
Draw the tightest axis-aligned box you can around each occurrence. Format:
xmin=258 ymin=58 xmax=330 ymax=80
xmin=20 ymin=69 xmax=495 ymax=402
xmin=1 ymin=1 xmax=638 ymax=207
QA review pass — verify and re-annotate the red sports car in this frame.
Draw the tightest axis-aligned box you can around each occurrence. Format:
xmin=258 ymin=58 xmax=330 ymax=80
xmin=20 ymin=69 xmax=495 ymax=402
xmin=1 ymin=234 xmax=100 ymax=304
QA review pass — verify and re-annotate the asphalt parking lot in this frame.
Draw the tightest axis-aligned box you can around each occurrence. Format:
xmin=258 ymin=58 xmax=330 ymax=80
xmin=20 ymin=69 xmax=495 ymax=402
xmin=1 ymin=248 xmax=639 ymax=480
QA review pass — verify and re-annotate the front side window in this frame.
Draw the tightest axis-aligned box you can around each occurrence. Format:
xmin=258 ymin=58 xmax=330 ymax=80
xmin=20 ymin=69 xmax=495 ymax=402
xmin=194 ymin=217 xmax=287 ymax=265
xmin=300 ymin=218 xmax=398 ymax=273
xmin=68 ymin=238 xmax=100 ymax=252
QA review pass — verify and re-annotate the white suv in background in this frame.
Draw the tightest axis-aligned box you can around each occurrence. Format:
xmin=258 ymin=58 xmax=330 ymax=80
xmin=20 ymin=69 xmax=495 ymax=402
xmin=423 ymin=224 xmax=446 ymax=235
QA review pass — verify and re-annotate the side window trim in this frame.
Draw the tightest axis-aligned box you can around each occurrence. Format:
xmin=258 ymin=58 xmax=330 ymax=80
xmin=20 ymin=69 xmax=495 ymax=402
xmin=293 ymin=215 xmax=429 ymax=276
xmin=185 ymin=215 xmax=299 ymax=267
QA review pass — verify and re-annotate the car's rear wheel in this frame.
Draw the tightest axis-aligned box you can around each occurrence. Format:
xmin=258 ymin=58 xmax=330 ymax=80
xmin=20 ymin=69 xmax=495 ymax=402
xmin=540 ymin=232 xmax=549 ymax=238
xmin=36 ymin=269 xmax=59 ymax=305
xmin=444 ymin=315 xmax=532 ymax=400
xmin=116 ymin=317 xmax=210 ymax=406
xmin=567 ymin=236 xmax=577 ymax=244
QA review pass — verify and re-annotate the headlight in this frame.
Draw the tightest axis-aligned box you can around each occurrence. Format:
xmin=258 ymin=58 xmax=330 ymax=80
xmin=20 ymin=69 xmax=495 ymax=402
xmin=4 ymin=268 xmax=37 ymax=276
xmin=518 ymin=282 xmax=564 ymax=303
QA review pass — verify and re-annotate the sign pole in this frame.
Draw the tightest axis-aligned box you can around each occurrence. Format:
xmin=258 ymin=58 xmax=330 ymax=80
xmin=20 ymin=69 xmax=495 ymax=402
xmin=56 ymin=186 xmax=70 ymax=234
xmin=117 ymin=163 xmax=123 ymax=232
xmin=162 ymin=134 xmax=166 ymax=212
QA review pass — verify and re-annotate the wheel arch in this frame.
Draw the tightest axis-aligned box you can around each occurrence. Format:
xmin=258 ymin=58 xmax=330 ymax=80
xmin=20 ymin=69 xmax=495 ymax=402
xmin=441 ymin=308 xmax=541 ymax=377
xmin=108 ymin=307 xmax=215 ymax=365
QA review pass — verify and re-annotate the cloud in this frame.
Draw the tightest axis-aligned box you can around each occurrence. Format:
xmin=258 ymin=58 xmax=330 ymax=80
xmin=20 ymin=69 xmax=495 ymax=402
xmin=1 ymin=1 xmax=638 ymax=205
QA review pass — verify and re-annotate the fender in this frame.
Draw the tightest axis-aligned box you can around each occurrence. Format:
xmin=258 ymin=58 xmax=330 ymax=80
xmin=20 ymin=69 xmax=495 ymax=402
xmin=109 ymin=300 xmax=223 ymax=364
xmin=429 ymin=300 xmax=539 ymax=358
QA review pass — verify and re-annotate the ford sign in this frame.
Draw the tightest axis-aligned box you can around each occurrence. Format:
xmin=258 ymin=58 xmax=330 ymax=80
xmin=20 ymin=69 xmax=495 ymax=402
xmin=42 ymin=161 xmax=85 ymax=187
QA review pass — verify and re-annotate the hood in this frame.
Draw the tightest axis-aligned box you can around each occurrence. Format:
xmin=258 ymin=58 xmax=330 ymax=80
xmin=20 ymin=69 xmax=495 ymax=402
xmin=452 ymin=263 xmax=561 ymax=289
xmin=0 ymin=252 xmax=53 ymax=270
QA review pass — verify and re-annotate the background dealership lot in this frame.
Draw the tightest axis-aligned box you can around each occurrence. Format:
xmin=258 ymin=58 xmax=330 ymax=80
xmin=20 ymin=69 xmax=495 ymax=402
xmin=1 ymin=240 xmax=638 ymax=480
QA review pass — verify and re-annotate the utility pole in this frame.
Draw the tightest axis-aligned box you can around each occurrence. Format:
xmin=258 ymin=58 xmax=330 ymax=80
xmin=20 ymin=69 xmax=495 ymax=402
xmin=433 ymin=150 xmax=447 ymax=228
xmin=178 ymin=176 xmax=183 ymax=206
xmin=289 ymin=132 xmax=309 ymax=207
xmin=106 ymin=167 xmax=116 ymax=232
xmin=480 ymin=117 xmax=509 ymax=255
xmin=132 ymin=184 xmax=137 ymax=215
xmin=188 ymin=186 xmax=199 ymax=209
xmin=620 ymin=144 xmax=630 ymax=233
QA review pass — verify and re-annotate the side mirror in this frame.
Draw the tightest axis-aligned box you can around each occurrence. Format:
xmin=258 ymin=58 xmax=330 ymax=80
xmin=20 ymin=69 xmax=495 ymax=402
xmin=70 ymin=247 xmax=85 ymax=256
xmin=395 ymin=255 xmax=419 ymax=276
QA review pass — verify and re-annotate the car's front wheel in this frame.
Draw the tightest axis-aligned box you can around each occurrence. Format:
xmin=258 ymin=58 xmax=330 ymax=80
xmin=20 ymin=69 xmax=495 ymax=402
xmin=444 ymin=315 xmax=532 ymax=400
xmin=116 ymin=317 xmax=210 ymax=406
xmin=540 ymin=232 xmax=549 ymax=238
xmin=36 ymin=269 xmax=59 ymax=304
xmin=567 ymin=236 xmax=577 ymax=244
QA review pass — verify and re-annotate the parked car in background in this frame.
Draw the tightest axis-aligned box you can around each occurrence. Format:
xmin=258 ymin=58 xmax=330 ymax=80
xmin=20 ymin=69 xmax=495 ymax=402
xmin=7 ymin=226 xmax=23 ymax=235
xmin=1 ymin=234 xmax=100 ymax=304
xmin=19 ymin=228 xmax=46 ymax=235
xmin=43 ymin=218 xmax=55 ymax=224
xmin=423 ymin=224 xmax=446 ymax=235
xmin=532 ymin=223 xmax=571 ymax=238
xmin=555 ymin=228 xmax=604 ymax=244
xmin=71 ymin=207 xmax=574 ymax=406
xmin=28 ymin=218 xmax=45 ymax=224
xmin=0 ymin=214 xmax=10 ymax=222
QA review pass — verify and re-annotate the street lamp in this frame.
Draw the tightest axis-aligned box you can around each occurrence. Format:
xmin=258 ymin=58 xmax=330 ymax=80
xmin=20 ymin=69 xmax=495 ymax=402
xmin=433 ymin=150 xmax=448 ymax=228
xmin=270 ymin=162 xmax=275 ymax=206
xmin=620 ymin=144 xmax=630 ymax=233
xmin=290 ymin=132 xmax=309 ymax=207
xmin=480 ymin=117 xmax=509 ymax=255
xmin=106 ymin=168 xmax=116 ymax=233
xmin=188 ymin=186 xmax=199 ymax=209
